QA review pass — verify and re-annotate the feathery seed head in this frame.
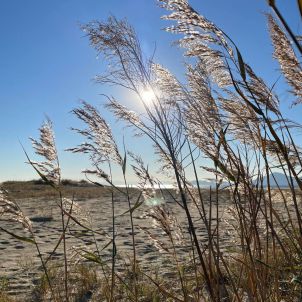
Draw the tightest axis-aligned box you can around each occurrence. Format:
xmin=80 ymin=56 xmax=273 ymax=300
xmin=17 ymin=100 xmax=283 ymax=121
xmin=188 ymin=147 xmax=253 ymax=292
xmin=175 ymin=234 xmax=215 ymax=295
xmin=0 ymin=189 xmax=32 ymax=232
xmin=105 ymin=99 xmax=143 ymax=128
xmin=268 ymin=14 xmax=302 ymax=105
xmin=70 ymin=101 xmax=122 ymax=166
xmin=30 ymin=118 xmax=60 ymax=184
xmin=62 ymin=198 xmax=89 ymax=226
xmin=146 ymin=205 xmax=184 ymax=245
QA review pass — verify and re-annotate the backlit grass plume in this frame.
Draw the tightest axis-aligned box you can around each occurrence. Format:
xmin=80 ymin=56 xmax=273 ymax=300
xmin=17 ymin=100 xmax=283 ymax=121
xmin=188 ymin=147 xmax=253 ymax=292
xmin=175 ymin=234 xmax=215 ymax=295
xmin=29 ymin=117 xmax=60 ymax=184
xmin=0 ymin=189 xmax=32 ymax=232
xmin=268 ymin=14 xmax=302 ymax=106
xmin=69 ymin=100 xmax=122 ymax=167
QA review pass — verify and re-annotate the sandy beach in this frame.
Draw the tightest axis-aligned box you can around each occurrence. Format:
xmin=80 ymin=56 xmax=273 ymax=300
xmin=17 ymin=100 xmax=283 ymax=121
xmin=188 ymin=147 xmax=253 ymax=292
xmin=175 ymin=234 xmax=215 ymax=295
xmin=0 ymin=188 xmax=236 ymax=301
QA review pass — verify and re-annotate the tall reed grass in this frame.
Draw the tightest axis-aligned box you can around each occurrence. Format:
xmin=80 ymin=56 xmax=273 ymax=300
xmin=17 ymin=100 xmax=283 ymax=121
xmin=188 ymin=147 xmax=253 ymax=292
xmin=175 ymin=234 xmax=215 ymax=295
xmin=1 ymin=0 xmax=302 ymax=301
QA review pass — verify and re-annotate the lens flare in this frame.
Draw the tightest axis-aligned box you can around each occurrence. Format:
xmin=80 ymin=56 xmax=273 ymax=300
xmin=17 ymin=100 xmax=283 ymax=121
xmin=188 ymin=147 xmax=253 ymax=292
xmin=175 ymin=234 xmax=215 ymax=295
xmin=145 ymin=198 xmax=164 ymax=207
xmin=141 ymin=88 xmax=156 ymax=105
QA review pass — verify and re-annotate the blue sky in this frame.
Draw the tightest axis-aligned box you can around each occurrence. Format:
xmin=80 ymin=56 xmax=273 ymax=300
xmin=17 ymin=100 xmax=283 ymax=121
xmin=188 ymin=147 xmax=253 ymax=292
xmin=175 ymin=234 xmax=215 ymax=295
xmin=0 ymin=0 xmax=301 ymax=182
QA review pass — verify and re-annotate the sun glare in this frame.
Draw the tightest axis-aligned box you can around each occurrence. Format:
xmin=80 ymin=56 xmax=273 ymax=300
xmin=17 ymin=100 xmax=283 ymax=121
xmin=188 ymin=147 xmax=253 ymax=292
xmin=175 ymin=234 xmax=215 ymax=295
xmin=141 ymin=88 xmax=156 ymax=105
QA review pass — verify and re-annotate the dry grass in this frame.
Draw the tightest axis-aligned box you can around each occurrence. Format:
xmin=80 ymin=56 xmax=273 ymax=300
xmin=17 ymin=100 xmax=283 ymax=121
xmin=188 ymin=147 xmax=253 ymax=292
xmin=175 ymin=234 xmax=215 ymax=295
xmin=31 ymin=263 xmax=99 ymax=302
xmin=0 ymin=278 xmax=15 ymax=302
xmin=1 ymin=1 xmax=302 ymax=301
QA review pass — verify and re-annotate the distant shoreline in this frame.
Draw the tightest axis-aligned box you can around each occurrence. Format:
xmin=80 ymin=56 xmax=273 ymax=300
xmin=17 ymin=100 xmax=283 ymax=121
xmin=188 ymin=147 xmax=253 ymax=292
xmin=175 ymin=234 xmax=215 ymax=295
xmin=1 ymin=179 xmax=296 ymax=200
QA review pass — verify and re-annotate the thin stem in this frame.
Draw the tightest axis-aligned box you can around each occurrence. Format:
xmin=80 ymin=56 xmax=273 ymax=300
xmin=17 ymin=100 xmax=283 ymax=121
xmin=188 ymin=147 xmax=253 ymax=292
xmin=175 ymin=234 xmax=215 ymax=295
xmin=122 ymin=173 xmax=138 ymax=302
xmin=59 ymin=190 xmax=69 ymax=302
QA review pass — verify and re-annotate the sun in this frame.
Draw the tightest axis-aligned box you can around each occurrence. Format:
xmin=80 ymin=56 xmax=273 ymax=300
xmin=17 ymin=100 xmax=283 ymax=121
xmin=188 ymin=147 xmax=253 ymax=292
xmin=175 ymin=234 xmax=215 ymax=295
xmin=141 ymin=88 xmax=156 ymax=105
